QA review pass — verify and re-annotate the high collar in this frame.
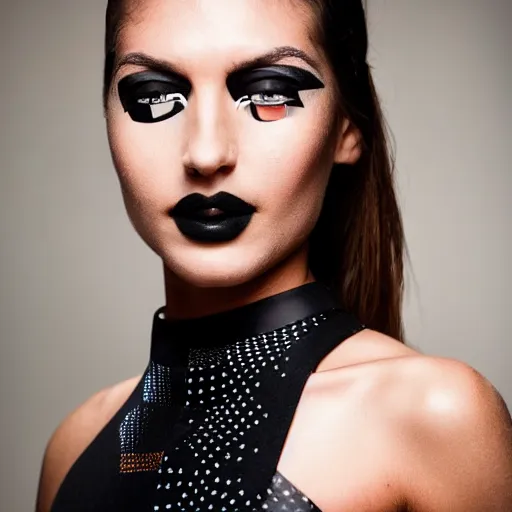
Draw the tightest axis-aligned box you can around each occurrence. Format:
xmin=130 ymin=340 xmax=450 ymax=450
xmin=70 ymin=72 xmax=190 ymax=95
xmin=150 ymin=281 xmax=338 ymax=365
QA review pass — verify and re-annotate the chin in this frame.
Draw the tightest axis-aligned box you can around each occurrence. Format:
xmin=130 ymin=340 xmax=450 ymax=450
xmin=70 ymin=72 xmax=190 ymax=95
xmin=161 ymin=245 xmax=271 ymax=289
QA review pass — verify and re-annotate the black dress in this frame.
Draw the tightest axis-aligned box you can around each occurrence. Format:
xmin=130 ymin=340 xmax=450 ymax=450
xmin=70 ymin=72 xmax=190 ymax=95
xmin=51 ymin=282 xmax=364 ymax=511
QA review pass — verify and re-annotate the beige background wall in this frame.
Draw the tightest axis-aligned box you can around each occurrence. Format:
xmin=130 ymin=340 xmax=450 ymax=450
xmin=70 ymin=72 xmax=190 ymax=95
xmin=0 ymin=1 xmax=510 ymax=510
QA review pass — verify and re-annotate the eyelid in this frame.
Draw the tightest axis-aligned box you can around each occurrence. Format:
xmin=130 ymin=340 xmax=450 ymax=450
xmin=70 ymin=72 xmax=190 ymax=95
xmin=118 ymin=70 xmax=191 ymax=89
xmin=239 ymin=65 xmax=323 ymax=83
xmin=117 ymin=70 xmax=192 ymax=113
xmin=226 ymin=64 xmax=324 ymax=101
xmin=251 ymin=93 xmax=293 ymax=104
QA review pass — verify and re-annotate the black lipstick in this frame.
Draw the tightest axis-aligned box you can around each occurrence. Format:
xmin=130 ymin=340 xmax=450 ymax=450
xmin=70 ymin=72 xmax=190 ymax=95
xmin=169 ymin=191 xmax=256 ymax=243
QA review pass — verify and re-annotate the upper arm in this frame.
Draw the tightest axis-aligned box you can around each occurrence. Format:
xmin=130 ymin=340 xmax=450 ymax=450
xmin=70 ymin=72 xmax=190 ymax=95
xmin=403 ymin=358 xmax=512 ymax=512
xmin=35 ymin=375 xmax=142 ymax=512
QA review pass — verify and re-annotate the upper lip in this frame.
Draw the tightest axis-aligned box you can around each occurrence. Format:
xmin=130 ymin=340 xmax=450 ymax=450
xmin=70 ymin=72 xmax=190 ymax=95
xmin=170 ymin=191 xmax=256 ymax=218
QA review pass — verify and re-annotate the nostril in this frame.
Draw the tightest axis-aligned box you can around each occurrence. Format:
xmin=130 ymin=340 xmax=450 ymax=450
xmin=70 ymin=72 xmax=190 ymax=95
xmin=186 ymin=164 xmax=234 ymax=179
xmin=186 ymin=167 xmax=201 ymax=178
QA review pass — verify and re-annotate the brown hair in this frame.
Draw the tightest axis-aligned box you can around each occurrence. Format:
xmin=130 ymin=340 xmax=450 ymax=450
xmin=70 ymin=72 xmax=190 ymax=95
xmin=102 ymin=0 xmax=407 ymax=342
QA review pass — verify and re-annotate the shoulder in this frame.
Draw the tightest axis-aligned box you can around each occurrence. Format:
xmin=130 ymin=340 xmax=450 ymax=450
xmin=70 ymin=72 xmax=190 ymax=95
xmin=373 ymin=354 xmax=512 ymax=511
xmin=393 ymin=356 xmax=512 ymax=511
xmin=312 ymin=334 xmax=512 ymax=511
xmin=315 ymin=327 xmax=421 ymax=373
xmin=35 ymin=375 xmax=143 ymax=512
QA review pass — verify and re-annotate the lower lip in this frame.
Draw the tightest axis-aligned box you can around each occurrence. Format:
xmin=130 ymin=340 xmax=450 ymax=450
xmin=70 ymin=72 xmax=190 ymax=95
xmin=172 ymin=213 xmax=254 ymax=243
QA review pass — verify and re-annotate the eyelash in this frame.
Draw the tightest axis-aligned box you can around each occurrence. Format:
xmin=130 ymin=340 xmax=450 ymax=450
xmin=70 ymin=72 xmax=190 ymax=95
xmin=133 ymin=91 xmax=294 ymax=109
xmin=136 ymin=92 xmax=188 ymax=106
xmin=236 ymin=92 xmax=293 ymax=106
xmin=121 ymin=85 xmax=297 ymax=124
xmin=117 ymin=64 xmax=324 ymax=124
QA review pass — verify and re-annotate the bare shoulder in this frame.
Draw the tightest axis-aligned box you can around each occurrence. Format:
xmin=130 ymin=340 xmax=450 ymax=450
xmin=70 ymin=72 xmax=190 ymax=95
xmin=315 ymin=327 xmax=422 ymax=373
xmin=381 ymin=354 xmax=512 ymax=511
xmin=35 ymin=374 xmax=143 ymax=512
xmin=308 ymin=332 xmax=512 ymax=510
xmin=396 ymin=356 xmax=512 ymax=511
xmin=321 ymin=330 xmax=511 ymax=442
xmin=336 ymin=342 xmax=512 ymax=511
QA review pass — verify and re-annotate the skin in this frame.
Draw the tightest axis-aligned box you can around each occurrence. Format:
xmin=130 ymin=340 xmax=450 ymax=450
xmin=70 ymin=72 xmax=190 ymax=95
xmin=106 ymin=0 xmax=360 ymax=319
xmin=36 ymin=0 xmax=512 ymax=511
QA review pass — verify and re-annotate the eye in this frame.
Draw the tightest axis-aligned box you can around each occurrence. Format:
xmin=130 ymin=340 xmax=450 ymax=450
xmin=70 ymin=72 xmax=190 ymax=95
xmin=133 ymin=92 xmax=188 ymax=123
xmin=118 ymin=72 xmax=191 ymax=124
xmin=251 ymin=92 xmax=292 ymax=105
xmin=235 ymin=89 xmax=299 ymax=122
xmin=227 ymin=65 xmax=325 ymax=123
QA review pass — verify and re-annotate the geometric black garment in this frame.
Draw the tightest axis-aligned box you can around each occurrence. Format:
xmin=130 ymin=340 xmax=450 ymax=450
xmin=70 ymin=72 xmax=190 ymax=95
xmin=51 ymin=282 xmax=365 ymax=511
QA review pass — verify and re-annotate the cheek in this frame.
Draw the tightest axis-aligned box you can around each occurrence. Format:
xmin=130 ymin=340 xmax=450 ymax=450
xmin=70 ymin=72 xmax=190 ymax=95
xmin=239 ymin=105 xmax=335 ymax=210
xmin=107 ymin=91 xmax=336 ymax=216
xmin=107 ymin=114 xmax=184 ymax=204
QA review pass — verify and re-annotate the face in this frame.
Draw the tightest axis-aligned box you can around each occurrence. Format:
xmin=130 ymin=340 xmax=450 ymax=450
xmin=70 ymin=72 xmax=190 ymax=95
xmin=106 ymin=0 xmax=358 ymax=288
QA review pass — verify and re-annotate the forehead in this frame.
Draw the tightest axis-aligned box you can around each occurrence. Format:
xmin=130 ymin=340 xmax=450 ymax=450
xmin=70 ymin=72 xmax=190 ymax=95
xmin=117 ymin=0 xmax=323 ymax=73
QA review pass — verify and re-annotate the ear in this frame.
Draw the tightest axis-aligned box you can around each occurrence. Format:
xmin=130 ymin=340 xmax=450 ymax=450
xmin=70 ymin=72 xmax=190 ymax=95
xmin=334 ymin=118 xmax=362 ymax=165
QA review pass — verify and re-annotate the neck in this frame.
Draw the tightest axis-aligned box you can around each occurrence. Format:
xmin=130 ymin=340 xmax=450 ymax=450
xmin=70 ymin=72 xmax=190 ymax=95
xmin=163 ymin=243 xmax=315 ymax=320
xmin=151 ymin=282 xmax=340 ymax=360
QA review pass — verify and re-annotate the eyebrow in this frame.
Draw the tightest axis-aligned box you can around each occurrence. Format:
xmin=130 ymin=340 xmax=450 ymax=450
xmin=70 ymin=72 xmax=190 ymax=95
xmin=113 ymin=45 xmax=322 ymax=81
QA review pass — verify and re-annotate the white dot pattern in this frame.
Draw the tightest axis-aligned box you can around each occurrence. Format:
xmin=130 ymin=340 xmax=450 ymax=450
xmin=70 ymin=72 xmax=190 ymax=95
xmin=151 ymin=314 xmax=329 ymax=511
xmin=260 ymin=473 xmax=319 ymax=511
xmin=49 ymin=284 xmax=366 ymax=512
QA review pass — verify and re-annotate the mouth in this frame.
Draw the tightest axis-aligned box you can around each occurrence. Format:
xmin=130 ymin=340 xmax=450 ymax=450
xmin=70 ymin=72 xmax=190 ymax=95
xmin=169 ymin=191 xmax=256 ymax=243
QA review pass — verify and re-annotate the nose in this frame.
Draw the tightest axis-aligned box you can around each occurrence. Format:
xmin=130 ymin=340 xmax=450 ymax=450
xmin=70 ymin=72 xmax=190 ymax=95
xmin=182 ymin=89 xmax=237 ymax=178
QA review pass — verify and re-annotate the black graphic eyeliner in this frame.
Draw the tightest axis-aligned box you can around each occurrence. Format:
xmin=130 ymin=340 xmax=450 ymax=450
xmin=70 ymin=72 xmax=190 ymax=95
xmin=226 ymin=65 xmax=324 ymax=99
xmin=226 ymin=64 xmax=325 ymax=121
xmin=118 ymin=70 xmax=192 ymax=123
xmin=118 ymin=64 xmax=324 ymax=124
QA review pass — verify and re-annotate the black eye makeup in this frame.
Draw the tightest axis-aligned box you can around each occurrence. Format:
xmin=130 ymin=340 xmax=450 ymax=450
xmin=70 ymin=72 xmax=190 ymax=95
xmin=117 ymin=70 xmax=192 ymax=123
xmin=117 ymin=64 xmax=324 ymax=124
xmin=226 ymin=65 xmax=325 ymax=122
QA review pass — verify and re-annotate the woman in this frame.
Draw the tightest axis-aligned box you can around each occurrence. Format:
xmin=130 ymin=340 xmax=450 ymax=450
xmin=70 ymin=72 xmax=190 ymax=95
xmin=36 ymin=0 xmax=512 ymax=511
